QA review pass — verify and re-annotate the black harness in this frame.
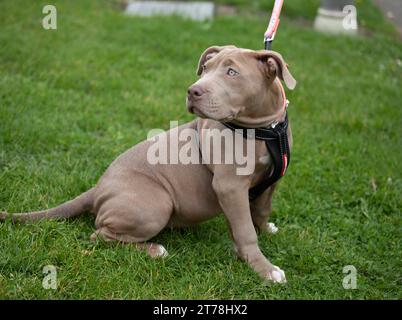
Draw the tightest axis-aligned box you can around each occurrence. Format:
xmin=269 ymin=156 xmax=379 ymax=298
xmin=222 ymin=113 xmax=291 ymax=201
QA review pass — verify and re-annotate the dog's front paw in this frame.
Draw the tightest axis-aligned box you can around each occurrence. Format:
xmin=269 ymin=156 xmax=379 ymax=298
xmin=265 ymin=265 xmax=286 ymax=284
xmin=266 ymin=222 xmax=279 ymax=234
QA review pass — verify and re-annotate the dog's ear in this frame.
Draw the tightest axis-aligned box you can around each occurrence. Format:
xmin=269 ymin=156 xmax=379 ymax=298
xmin=196 ymin=45 xmax=237 ymax=76
xmin=254 ymin=50 xmax=297 ymax=90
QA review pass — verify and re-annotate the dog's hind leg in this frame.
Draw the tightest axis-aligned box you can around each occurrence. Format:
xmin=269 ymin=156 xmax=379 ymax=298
xmin=90 ymin=227 xmax=169 ymax=258
xmin=90 ymin=179 xmax=174 ymax=258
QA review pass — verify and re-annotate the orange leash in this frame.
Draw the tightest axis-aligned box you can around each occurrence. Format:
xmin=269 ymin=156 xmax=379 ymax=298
xmin=264 ymin=0 xmax=284 ymax=50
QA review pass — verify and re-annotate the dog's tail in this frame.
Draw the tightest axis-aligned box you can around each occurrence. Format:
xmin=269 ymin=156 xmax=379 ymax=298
xmin=0 ymin=188 xmax=95 ymax=223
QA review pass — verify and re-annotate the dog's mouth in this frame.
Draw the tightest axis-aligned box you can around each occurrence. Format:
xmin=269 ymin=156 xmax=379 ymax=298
xmin=188 ymin=106 xmax=236 ymax=122
xmin=189 ymin=106 xmax=237 ymax=123
xmin=187 ymin=98 xmax=237 ymax=122
xmin=187 ymin=99 xmax=207 ymax=117
xmin=189 ymin=106 xmax=208 ymax=118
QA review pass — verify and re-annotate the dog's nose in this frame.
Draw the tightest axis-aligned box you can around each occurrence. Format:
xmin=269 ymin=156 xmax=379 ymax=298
xmin=187 ymin=85 xmax=205 ymax=99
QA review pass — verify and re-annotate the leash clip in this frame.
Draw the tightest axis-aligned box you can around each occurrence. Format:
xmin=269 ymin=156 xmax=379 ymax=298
xmin=271 ymin=120 xmax=279 ymax=129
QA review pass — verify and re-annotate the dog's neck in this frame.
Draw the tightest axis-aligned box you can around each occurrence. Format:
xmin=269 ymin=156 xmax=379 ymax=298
xmin=231 ymin=78 xmax=286 ymax=128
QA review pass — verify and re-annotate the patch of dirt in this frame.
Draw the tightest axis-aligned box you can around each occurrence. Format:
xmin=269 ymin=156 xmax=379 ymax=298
xmin=374 ymin=0 xmax=402 ymax=37
xmin=216 ymin=5 xmax=238 ymax=16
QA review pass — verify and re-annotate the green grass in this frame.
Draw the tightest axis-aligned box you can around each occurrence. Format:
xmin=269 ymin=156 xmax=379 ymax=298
xmin=215 ymin=0 xmax=397 ymax=35
xmin=0 ymin=0 xmax=401 ymax=299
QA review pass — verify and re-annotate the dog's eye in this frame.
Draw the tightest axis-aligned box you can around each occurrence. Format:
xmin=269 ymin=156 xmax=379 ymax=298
xmin=227 ymin=68 xmax=239 ymax=76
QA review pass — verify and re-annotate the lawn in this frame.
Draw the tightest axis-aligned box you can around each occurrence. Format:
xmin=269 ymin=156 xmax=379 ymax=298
xmin=0 ymin=0 xmax=401 ymax=299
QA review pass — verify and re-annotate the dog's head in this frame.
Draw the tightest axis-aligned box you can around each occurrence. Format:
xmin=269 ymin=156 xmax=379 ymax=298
xmin=187 ymin=45 xmax=296 ymax=123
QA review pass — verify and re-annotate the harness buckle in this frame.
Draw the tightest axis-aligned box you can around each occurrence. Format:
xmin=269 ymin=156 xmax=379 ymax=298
xmin=271 ymin=120 xmax=279 ymax=128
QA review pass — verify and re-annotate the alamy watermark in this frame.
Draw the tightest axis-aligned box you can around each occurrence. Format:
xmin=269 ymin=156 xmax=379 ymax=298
xmin=42 ymin=265 xmax=57 ymax=290
xmin=42 ymin=5 xmax=57 ymax=30
xmin=146 ymin=121 xmax=256 ymax=175
xmin=342 ymin=265 xmax=357 ymax=289
xmin=343 ymin=5 xmax=358 ymax=30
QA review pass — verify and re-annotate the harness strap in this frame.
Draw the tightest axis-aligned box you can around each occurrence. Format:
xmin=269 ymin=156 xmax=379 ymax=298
xmin=222 ymin=114 xmax=290 ymax=201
